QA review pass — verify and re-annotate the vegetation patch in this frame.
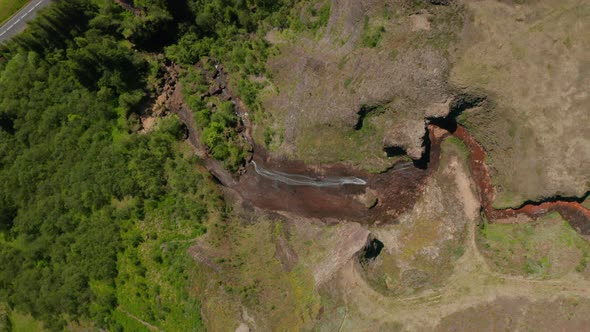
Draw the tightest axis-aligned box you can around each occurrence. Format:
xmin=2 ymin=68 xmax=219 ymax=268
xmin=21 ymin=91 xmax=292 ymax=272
xmin=441 ymin=136 xmax=470 ymax=166
xmin=477 ymin=212 xmax=590 ymax=278
xmin=198 ymin=219 xmax=320 ymax=330
xmin=295 ymin=113 xmax=402 ymax=172
xmin=361 ymin=16 xmax=385 ymax=48
xmin=0 ymin=0 xmax=28 ymax=25
xmin=8 ymin=310 xmax=46 ymax=332
xmin=0 ymin=1 xmax=228 ymax=329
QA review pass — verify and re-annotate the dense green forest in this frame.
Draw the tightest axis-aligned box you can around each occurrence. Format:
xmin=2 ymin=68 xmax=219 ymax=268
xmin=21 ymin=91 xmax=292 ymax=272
xmin=0 ymin=0 xmax=309 ymax=330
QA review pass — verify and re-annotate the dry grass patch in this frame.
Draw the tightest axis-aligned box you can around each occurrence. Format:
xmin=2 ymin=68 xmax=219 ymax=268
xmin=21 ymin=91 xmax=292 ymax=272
xmin=452 ymin=0 xmax=590 ymax=207
xmin=258 ymin=0 xmax=466 ymax=171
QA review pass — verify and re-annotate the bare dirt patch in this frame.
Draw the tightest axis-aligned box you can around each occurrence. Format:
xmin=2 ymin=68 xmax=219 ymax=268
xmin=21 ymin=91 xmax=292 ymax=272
xmin=435 ymin=296 xmax=590 ymax=332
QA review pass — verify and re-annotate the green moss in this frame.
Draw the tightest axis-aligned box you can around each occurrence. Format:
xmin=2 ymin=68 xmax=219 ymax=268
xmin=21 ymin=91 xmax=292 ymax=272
xmin=295 ymin=117 xmax=395 ymax=172
xmin=442 ymin=137 xmax=470 ymax=163
xmin=344 ymin=77 xmax=352 ymax=88
xmin=524 ymin=256 xmax=550 ymax=276
xmin=361 ymin=16 xmax=385 ymax=48
xmin=478 ymin=213 xmax=590 ymax=278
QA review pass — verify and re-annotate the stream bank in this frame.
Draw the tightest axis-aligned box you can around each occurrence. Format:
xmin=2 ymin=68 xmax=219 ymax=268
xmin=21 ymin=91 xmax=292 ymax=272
xmin=161 ymin=64 xmax=590 ymax=233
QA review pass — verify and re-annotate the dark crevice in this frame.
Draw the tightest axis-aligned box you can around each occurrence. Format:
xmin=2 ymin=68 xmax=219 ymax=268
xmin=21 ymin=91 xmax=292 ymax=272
xmin=509 ymin=190 xmax=590 ymax=211
xmin=413 ymin=126 xmax=431 ymax=169
xmin=209 ymin=172 xmax=224 ymax=186
xmin=429 ymin=93 xmax=486 ymax=133
xmin=360 ymin=237 xmax=384 ymax=264
xmin=429 ymin=0 xmax=452 ymax=5
xmin=383 ymin=126 xmax=431 ymax=169
xmin=354 ymin=105 xmax=383 ymax=130
xmin=383 ymin=146 xmax=406 ymax=158
xmin=179 ymin=123 xmax=189 ymax=140
xmin=383 ymin=94 xmax=485 ymax=172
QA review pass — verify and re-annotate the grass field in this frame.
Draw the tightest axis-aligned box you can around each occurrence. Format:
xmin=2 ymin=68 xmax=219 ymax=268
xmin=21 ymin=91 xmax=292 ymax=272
xmin=477 ymin=212 xmax=590 ymax=278
xmin=0 ymin=0 xmax=29 ymax=25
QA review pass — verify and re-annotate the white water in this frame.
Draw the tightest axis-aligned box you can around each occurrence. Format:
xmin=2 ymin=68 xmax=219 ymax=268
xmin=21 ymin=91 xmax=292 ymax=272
xmin=251 ymin=161 xmax=367 ymax=187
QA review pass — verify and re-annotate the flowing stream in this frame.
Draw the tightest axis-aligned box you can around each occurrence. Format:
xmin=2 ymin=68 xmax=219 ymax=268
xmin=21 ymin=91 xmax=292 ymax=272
xmin=251 ymin=161 xmax=367 ymax=187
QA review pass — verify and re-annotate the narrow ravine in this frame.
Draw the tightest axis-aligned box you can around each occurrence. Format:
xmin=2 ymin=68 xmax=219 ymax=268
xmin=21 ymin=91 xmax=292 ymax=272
xmin=163 ymin=63 xmax=590 ymax=233
xmin=450 ymin=125 xmax=590 ymax=234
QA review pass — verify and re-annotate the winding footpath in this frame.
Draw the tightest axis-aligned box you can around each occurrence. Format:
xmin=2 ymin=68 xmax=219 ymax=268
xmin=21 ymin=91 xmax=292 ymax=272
xmin=0 ymin=0 xmax=51 ymax=43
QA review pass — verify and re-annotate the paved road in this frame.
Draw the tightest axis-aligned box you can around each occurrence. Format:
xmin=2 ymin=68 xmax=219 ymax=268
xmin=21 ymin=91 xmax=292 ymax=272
xmin=0 ymin=0 xmax=52 ymax=43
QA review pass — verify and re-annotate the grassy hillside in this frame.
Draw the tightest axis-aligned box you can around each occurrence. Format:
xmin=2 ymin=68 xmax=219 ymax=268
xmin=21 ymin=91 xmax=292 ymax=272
xmin=451 ymin=0 xmax=590 ymax=207
xmin=258 ymin=0 xmax=465 ymax=171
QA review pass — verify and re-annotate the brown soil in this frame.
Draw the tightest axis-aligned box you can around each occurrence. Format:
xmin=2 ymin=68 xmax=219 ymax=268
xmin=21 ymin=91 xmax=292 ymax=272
xmin=234 ymin=126 xmax=444 ymax=224
xmin=114 ymin=0 xmax=141 ymax=16
xmin=237 ymin=121 xmax=590 ymax=231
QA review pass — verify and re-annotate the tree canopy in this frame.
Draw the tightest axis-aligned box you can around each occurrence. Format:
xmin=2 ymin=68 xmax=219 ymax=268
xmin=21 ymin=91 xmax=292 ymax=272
xmin=0 ymin=0 xmax=309 ymax=329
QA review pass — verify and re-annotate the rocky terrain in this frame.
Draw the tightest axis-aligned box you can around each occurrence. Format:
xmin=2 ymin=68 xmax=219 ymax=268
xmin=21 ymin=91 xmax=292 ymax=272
xmin=157 ymin=0 xmax=590 ymax=330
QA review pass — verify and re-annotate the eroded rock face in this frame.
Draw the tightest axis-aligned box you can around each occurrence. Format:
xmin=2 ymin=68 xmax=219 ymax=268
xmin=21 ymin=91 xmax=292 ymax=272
xmin=313 ymin=222 xmax=370 ymax=286
xmin=382 ymin=119 xmax=427 ymax=160
xmin=355 ymin=188 xmax=379 ymax=209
